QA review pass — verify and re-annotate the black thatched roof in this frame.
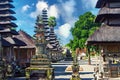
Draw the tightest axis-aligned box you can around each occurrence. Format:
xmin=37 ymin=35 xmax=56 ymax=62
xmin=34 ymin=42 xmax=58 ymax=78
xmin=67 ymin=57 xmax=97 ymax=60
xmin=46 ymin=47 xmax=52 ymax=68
xmin=0 ymin=22 xmax=17 ymax=27
xmin=44 ymin=26 xmax=49 ymax=29
xmin=12 ymin=37 xmax=26 ymax=46
xmin=52 ymin=48 xmax=58 ymax=51
xmin=14 ymin=30 xmax=35 ymax=48
xmin=0 ymin=9 xmax=15 ymax=14
xmin=95 ymin=7 xmax=120 ymax=23
xmin=95 ymin=14 xmax=120 ymax=23
xmin=0 ymin=28 xmax=18 ymax=35
xmin=96 ymin=0 xmax=120 ymax=8
xmin=0 ymin=28 xmax=11 ymax=33
xmin=0 ymin=4 xmax=15 ymax=8
xmin=0 ymin=16 xmax=16 ymax=20
xmin=3 ymin=37 xmax=26 ymax=46
xmin=98 ymin=7 xmax=120 ymax=15
xmin=2 ymin=38 xmax=11 ymax=47
xmin=0 ymin=0 xmax=13 ymax=2
xmin=87 ymin=24 xmax=120 ymax=45
xmin=11 ymin=30 xmax=19 ymax=35
xmin=0 ymin=26 xmax=3 ymax=30
xmin=46 ymin=43 xmax=53 ymax=49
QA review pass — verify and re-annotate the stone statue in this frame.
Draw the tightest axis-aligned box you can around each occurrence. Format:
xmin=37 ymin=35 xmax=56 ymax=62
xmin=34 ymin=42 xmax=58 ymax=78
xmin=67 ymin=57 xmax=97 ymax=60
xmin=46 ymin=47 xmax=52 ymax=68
xmin=70 ymin=48 xmax=81 ymax=80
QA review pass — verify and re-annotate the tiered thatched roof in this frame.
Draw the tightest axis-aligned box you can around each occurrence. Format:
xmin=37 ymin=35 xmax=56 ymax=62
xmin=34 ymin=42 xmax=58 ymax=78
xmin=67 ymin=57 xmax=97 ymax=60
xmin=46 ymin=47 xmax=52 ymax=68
xmin=87 ymin=0 xmax=120 ymax=45
xmin=98 ymin=7 xmax=120 ymax=15
xmin=87 ymin=24 xmax=120 ymax=45
xmin=14 ymin=30 xmax=35 ymax=48
xmin=95 ymin=8 xmax=120 ymax=23
xmin=96 ymin=0 xmax=119 ymax=8
xmin=0 ymin=0 xmax=27 ymax=47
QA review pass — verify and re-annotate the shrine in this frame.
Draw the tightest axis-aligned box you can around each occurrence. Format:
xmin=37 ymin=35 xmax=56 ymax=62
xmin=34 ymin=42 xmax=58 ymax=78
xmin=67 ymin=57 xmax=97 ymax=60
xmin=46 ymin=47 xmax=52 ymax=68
xmin=25 ymin=9 xmax=54 ymax=80
xmin=0 ymin=0 xmax=26 ymax=79
xmin=87 ymin=0 xmax=120 ymax=78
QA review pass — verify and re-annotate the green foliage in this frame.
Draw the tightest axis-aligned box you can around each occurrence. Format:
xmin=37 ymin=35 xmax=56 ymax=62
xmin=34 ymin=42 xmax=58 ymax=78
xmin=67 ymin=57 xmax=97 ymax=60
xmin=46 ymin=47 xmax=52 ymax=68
xmin=48 ymin=16 xmax=56 ymax=27
xmin=67 ymin=12 xmax=100 ymax=51
xmin=11 ymin=27 xmax=16 ymax=30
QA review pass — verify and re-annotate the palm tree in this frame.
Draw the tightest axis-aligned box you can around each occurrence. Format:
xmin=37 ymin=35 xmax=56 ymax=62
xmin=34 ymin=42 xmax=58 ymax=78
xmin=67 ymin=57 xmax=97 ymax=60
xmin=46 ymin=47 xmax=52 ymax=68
xmin=48 ymin=16 xmax=56 ymax=27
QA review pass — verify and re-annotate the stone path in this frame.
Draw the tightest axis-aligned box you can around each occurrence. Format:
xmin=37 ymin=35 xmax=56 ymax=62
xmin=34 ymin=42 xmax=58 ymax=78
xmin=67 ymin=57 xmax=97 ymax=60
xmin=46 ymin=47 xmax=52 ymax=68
xmin=52 ymin=59 xmax=96 ymax=80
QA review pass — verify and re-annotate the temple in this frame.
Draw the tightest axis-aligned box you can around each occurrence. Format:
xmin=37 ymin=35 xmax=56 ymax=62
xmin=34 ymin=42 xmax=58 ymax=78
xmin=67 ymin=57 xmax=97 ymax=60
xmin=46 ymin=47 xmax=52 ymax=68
xmin=47 ymin=24 xmax=63 ymax=62
xmin=25 ymin=9 xmax=54 ymax=80
xmin=0 ymin=0 xmax=26 ymax=60
xmin=0 ymin=0 xmax=27 ymax=78
xmin=87 ymin=0 xmax=120 ymax=78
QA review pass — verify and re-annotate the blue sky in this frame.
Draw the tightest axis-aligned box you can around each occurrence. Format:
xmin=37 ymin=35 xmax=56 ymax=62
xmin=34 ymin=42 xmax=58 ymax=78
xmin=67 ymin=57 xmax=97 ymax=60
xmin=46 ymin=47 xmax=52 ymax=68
xmin=13 ymin=0 xmax=98 ymax=45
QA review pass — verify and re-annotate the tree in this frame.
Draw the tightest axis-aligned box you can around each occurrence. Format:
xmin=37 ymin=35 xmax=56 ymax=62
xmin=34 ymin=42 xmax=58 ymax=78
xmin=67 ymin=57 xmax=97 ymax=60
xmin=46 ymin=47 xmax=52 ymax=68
xmin=66 ymin=12 xmax=100 ymax=51
xmin=48 ymin=16 xmax=56 ymax=27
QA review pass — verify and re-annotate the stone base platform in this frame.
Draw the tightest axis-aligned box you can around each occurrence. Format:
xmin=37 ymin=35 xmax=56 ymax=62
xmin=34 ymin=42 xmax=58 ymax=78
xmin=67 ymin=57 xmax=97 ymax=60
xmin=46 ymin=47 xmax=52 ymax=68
xmin=65 ymin=65 xmax=95 ymax=73
xmin=65 ymin=65 xmax=83 ymax=72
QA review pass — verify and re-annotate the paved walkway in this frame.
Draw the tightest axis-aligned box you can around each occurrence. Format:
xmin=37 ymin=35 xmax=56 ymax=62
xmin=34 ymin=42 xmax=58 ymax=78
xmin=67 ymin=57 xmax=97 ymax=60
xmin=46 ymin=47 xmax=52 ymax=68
xmin=8 ymin=56 xmax=120 ymax=80
xmin=53 ymin=57 xmax=98 ymax=80
xmin=65 ymin=64 xmax=95 ymax=72
xmin=8 ymin=57 xmax=99 ymax=80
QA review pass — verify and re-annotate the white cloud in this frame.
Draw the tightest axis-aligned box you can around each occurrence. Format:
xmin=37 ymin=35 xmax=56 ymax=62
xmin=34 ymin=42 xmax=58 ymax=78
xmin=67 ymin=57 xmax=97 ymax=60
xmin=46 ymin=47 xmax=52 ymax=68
xmin=59 ymin=0 xmax=76 ymax=22
xmin=30 ymin=0 xmax=77 ymax=39
xmin=22 ymin=5 xmax=30 ymax=12
xmin=30 ymin=1 xmax=59 ymax=19
xmin=30 ymin=1 xmax=48 ymax=18
xmin=48 ymin=5 xmax=59 ymax=18
xmin=55 ymin=0 xmax=77 ymax=38
xmin=57 ymin=23 xmax=71 ymax=38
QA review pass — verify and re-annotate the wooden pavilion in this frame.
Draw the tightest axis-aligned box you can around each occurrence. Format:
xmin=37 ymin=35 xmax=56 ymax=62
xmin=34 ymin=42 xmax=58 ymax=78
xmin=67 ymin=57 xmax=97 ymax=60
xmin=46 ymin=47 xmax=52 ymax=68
xmin=14 ymin=30 xmax=35 ymax=67
xmin=87 ymin=0 xmax=120 ymax=78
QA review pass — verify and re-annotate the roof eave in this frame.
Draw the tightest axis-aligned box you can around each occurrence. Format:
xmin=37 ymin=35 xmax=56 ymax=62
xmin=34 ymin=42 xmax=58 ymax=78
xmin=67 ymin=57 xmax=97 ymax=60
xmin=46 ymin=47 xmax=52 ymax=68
xmin=96 ymin=0 xmax=120 ymax=8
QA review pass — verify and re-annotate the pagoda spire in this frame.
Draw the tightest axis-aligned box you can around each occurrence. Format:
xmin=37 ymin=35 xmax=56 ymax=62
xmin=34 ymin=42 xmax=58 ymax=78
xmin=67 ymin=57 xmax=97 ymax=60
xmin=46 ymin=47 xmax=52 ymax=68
xmin=0 ymin=0 xmax=26 ymax=59
xmin=87 ymin=0 xmax=120 ymax=79
xmin=95 ymin=0 xmax=120 ymax=26
xmin=25 ymin=9 xmax=54 ymax=80
xmin=0 ymin=0 xmax=26 ymax=79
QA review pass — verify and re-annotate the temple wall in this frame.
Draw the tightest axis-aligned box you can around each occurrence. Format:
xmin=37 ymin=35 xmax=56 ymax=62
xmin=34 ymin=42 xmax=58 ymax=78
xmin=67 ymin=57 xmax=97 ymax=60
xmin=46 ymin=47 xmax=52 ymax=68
xmin=101 ymin=45 xmax=120 ymax=53
xmin=14 ymin=48 xmax=35 ymax=66
xmin=100 ymin=45 xmax=120 ymax=64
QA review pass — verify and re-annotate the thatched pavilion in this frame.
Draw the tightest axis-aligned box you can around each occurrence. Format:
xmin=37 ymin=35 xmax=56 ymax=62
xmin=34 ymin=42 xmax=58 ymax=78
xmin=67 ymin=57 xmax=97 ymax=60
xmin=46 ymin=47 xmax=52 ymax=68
xmin=14 ymin=30 xmax=35 ymax=67
xmin=86 ymin=0 xmax=120 ymax=78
